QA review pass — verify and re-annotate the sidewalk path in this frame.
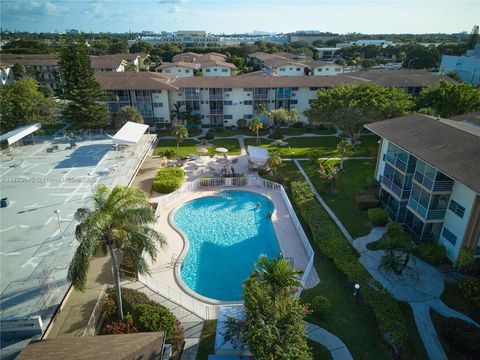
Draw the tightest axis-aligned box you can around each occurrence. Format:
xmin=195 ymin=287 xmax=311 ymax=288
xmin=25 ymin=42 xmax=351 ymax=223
xmin=306 ymin=323 xmax=353 ymax=360
xmin=294 ymin=161 xmax=480 ymax=360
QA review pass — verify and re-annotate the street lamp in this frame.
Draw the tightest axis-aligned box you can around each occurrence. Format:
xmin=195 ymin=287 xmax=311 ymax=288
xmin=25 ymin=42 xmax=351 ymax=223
xmin=354 ymin=283 xmax=361 ymax=304
xmin=54 ymin=209 xmax=63 ymax=239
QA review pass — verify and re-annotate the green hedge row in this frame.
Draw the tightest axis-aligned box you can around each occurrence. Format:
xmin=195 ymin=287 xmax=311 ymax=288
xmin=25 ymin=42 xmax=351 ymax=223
xmin=290 ymin=180 xmax=408 ymax=354
xmin=153 ymin=167 xmax=185 ymax=193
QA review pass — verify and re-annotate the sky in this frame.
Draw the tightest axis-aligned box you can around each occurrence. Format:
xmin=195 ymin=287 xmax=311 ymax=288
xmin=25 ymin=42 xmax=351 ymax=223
xmin=1 ymin=0 xmax=479 ymax=34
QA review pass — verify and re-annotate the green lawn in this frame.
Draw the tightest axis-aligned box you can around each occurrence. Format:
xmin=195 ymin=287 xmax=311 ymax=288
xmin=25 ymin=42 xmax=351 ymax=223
xmin=196 ymin=320 xmax=217 ymax=360
xmin=277 ymin=127 xmax=336 ymax=136
xmin=208 ymin=128 xmax=269 ymax=137
xmin=441 ymin=281 xmax=480 ymax=324
xmin=301 ymin=159 xmax=376 ymax=238
xmin=245 ymin=136 xmax=340 ymax=158
xmin=157 ymin=128 xmax=202 ymax=137
xmin=354 ymin=135 xmax=380 ymax=157
xmin=154 ymin=138 xmax=241 ymax=157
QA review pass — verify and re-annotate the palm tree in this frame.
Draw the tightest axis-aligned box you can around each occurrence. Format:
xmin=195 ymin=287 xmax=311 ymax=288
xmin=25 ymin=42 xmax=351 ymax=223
xmin=267 ymin=151 xmax=282 ymax=175
xmin=67 ymin=185 xmax=166 ymax=319
xmin=251 ymin=255 xmax=302 ymax=297
xmin=336 ymin=139 xmax=353 ymax=170
xmin=171 ymin=103 xmax=184 ymax=126
xmin=171 ymin=124 xmax=188 ymax=158
xmin=255 ymin=102 xmax=267 ymax=119
xmin=248 ymin=118 xmax=263 ymax=146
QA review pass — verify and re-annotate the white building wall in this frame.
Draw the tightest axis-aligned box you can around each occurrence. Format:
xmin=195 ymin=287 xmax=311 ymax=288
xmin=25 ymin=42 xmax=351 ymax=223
xmin=439 ymin=55 xmax=480 ymax=86
xmin=313 ymin=65 xmax=343 ymax=76
xmin=273 ymin=66 xmax=306 ymax=76
xmin=202 ymin=66 xmax=232 ymax=77
xmin=152 ymin=90 xmax=171 ymax=124
xmin=0 ymin=66 xmax=14 ymax=87
xmin=438 ymin=182 xmax=477 ymax=262
xmin=161 ymin=67 xmax=194 ymax=77
xmin=375 ymin=139 xmax=390 ymax=181
xmin=296 ymin=88 xmax=317 ymax=123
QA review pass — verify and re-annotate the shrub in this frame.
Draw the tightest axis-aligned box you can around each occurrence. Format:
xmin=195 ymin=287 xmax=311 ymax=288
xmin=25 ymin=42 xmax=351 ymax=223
xmin=354 ymin=189 xmax=380 ymax=210
xmin=417 ymin=242 xmax=446 ymax=264
xmin=269 ymin=130 xmax=284 ymax=140
xmin=170 ymin=320 xmax=186 ymax=354
xmin=434 ymin=315 xmax=480 ymax=355
xmin=204 ymin=131 xmax=214 ymax=140
xmin=102 ymin=298 xmax=117 ymax=320
xmin=104 ymin=319 xmax=138 ymax=334
xmin=153 ymin=168 xmax=185 ymax=193
xmin=290 ymin=181 xmax=407 ymax=353
xmin=237 ymin=119 xmax=247 ymax=128
xmin=132 ymin=304 xmax=177 ymax=336
xmin=367 ymin=208 xmax=389 ymax=226
xmin=292 ymin=122 xmax=304 ymax=128
xmin=459 ymin=279 xmax=480 ymax=308
xmin=107 ymin=287 xmax=159 ymax=315
xmin=158 ymin=149 xmax=176 ymax=159
xmin=310 ymin=296 xmax=331 ymax=316
xmin=386 ymin=222 xmax=402 ymax=233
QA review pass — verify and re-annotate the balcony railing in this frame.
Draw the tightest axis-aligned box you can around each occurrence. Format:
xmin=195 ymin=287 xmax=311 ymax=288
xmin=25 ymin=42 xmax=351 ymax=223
xmin=253 ymin=93 xmax=268 ymax=99
xmin=381 ymin=176 xmax=410 ymax=199
xmin=209 ymin=108 xmax=224 ymax=115
xmin=385 ymin=153 xmax=415 ymax=173
xmin=407 ymin=198 xmax=446 ymax=221
xmin=414 ymin=172 xmax=454 ymax=192
xmin=209 ymin=93 xmax=223 ymax=100
xmin=404 ymin=223 xmax=435 ymax=241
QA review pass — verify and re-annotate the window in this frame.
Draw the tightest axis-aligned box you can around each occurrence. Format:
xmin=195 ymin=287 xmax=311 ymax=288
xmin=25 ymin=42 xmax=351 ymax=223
xmin=243 ymin=100 xmax=253 ymax=105
xmin=326 ymin=68 xmax=330 ymax=71
xmin=291 ymin=87 xmax=298 ymax=91
xmin=279 ymin=68 xmax=286 ymax=72
xmin=206 ymin=69 xmax=211 ymax=72
xmin=152 ymin=90 xmax=162 ymax=94
xmin=296 ymin=68 xmax=301 ymax=71
xmin=224 ymin=100 xmax=233 ymax=105
xmin=290 ymin=100 xmax=298 ymax=104
xmin=335 ymin=68 xmax=341 ymax=72
xmin=442 ymin=227 xmax=457 ymax=245
xmin=185 ymin=70 xmax=190 ymax=73
xmin=224 ymin=88 xmax=232 ymax=92
xmin=244 ymin=88 xmax=253 ymax=91
xmin=224 ymin=115 xmax=233 ymax=119
xmin=153 ymin=103 xmax=163 ymax=108
xmin=243 ymin=114 xmax=253 ymax=120
xmin=309 ymin=87 xmax=319 ymax=91
xmin=289 ymin=67 xmax=293 ymax=70
xmin=214 ymin=68 xmax=218 ymax=71
xmin=309 ymin=99 xmax=315 ymax=104
xmin=448 ymin=200 xmax=465 ymax=218
xmin=317 ymin=68 xmax=322 ymax=72
xmin=221 ymin=69 xmax=228 ymax=72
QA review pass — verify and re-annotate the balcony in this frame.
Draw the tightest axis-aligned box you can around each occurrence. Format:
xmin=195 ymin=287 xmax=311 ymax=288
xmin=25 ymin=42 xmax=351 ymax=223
xmin=407 ymin=198 xmax=446 ymax=221
xmin=404 ymin=223 xmax=435 ymax=241
xmin=414 ymin=172 xmax=454 ymax=192
xmin=209 ymin=108 xmax=224 ymax=115
xmin=385 ymin=153 xmax=415 ymax=173
xmin=381 ymin=176 xmax=410 ymax=200
xmin=209 ymin=93 xmax=223 ymax=100
xmin=253 ymin=93 xmax=268 ymax=99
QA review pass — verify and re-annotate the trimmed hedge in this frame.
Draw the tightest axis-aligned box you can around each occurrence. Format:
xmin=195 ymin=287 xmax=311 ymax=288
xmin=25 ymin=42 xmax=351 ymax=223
xmin=417 ymin=242 xmax=446 ymax=265
xmin=153 ymin=167 xmax=185 ymax=193
xmin=290 ymin=181 xmax=407 ymax=354
xmin=132 ymin=303 xmax=177 ymax=336
xmin=367 ymin=208 xmax=389 ymax=226
xmin=433 ymin=312 xmax=480 ymax=356
xmin=310 ymin=296 xmax=331 ymax=317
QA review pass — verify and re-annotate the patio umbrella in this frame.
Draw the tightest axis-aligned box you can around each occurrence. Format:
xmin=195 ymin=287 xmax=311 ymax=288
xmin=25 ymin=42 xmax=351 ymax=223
xmin=196 ymin=147 xmax=208 ymax=154
xmin=215 ymin=147 xmax=229 ymax=153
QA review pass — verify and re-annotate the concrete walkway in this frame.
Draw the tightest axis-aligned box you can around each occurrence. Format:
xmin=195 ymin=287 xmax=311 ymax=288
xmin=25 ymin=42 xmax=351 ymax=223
xmin=294 ymin=162 xmax=480 ymax=360
xmin=306 ymin=323 xmax=353 ymax=360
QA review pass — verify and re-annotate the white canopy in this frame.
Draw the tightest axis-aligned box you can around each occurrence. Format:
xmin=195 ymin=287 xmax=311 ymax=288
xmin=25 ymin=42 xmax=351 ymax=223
xmin=111 ymin=121 xmax=149 ymax=145
xmin=0 ymin=123 xmax=41 ymax=146
xmin=247 ymin=145 xmax=269 ymax=164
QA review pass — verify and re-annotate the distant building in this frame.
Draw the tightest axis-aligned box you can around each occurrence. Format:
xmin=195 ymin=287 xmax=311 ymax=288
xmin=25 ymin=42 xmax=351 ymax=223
xmin=287 ymin=31 xmax=339 ymax=44
xmin=366 ymin=113 xmax=480 ymax=262
xmin=439 ymin=44 xmax=480 ymax=85
xmin=336 ymin=39 xmax=395 ymax=48
xmin=0 ymin=61 xmax=14 ymax=87
xmin=66 ymin=29 xmax=79 ymax=34
xmin=315 ymin=47 xmax=342 ymax=61
xmin=156 ymin=52 xmax=236 ymax=77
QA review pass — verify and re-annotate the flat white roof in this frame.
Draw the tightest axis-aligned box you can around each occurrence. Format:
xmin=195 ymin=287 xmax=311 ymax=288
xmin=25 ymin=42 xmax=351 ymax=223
xmin=247 ymin=145 xmax=269 ymax=163
xmin=111 ymin=121 xmax=149 ymax=144
xmin=0 ymin=123 xmax=41 ymax=145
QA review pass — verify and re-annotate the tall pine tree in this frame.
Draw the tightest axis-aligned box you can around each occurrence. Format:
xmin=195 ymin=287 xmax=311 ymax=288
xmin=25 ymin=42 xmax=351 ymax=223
xmin=58 ymin=40 xmax=110 ymax=128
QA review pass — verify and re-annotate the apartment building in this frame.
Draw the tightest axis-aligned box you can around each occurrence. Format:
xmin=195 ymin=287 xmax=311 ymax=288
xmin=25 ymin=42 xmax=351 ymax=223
xmin=95 ymin=70 xmax=453 ymax=130
xmin=1 ymin=53 xmax=146 ymax=89
xmin=439 ymin=43 xmax=480 ymax=86
xmin=157 ymin=52 xmax=236 ymax=77
xmin=247 ymin=52 xmax=343 ymax=76
xmin=365 ymin=113 xmax=480 ymax=262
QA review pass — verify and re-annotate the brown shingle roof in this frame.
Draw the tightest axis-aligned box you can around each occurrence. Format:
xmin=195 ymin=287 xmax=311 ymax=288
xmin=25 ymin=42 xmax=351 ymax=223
xmin=365 ymin=113 xmax=480 ymax=193
xmin=95 ymin=72 xmax=178 ymax=90
xmin=0 ymin=53 xmax=58 ymax=66
xmin=450 ymin=111 xmax=480 ymax=127
xmin=16 ymin=332 xmax=165 ymax=360
xmin=156 ymin=61 xmax=199 ymax=70
xmin=200 ymin=60 xmax=237 ymax=69
xmin=303 ymin=60 xmax=337 ymax=68
xmin=347 ymin=69 xmax=456 ymax=87
xmin=91 ymin=55 xmax=127 ymax=69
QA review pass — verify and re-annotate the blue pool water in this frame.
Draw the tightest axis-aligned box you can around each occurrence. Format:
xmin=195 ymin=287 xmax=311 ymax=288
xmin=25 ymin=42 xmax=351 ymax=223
xmin=173 ymin=190 xmax=281 ymax=301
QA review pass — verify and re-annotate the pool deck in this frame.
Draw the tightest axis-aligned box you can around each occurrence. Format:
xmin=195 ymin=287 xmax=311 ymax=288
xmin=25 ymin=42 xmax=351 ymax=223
xmin=147 ymin=185 xmax=319 ymax=309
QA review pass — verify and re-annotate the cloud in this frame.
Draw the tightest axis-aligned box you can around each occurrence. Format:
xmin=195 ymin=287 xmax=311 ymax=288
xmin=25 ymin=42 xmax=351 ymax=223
xmin=167 ymin=5 xmax=183 ymax=13
xmin=2 ymin=1 xmax=61 ymax=17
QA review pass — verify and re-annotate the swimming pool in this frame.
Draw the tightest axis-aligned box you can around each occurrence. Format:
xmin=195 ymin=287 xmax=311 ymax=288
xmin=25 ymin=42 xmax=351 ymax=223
xmin=173 ymin=190 xmax=281 ymax=301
